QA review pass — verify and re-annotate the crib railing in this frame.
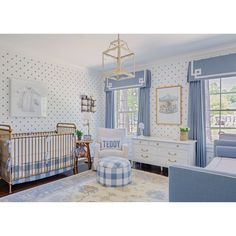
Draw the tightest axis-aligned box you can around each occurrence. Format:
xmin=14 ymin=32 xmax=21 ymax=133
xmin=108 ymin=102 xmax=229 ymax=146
xmin=0 ymin=123 xmax=76 ymax=194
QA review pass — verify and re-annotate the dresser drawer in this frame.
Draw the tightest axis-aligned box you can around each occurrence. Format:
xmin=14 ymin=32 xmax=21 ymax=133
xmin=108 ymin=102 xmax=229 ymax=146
xmin=133 ymin=151 xmax=154 ymax=164
xmin=157 ymin=155 xmax=188 ymax=167
xmin=133 ymin=145 xmax=158 ymax=155
xmin=158 ymin=147 xmax=188 ymax=159
xmin=133 ymin=139 xmax=149 ymax=146
xmin=149 ymin=141 xmax=187 ymax=150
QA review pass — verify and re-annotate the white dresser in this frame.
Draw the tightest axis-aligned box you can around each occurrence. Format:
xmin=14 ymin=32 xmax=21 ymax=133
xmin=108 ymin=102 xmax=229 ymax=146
xmin=131 ymin=136 xmax=196 ymax=167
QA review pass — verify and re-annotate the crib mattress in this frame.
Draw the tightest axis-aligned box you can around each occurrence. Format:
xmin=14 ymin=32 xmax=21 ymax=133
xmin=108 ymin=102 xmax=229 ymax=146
xmin=206 ymin=157 xmax=236 ymax=174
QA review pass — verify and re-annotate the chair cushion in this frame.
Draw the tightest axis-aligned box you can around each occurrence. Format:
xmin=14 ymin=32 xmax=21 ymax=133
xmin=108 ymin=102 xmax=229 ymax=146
xmin=99 ymin=149 xmax=124 ymax=157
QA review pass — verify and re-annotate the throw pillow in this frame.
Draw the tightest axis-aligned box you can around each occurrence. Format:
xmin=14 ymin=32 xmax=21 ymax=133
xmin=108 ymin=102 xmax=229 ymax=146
xmin=100 ymin=138 xmax=122 ymax=150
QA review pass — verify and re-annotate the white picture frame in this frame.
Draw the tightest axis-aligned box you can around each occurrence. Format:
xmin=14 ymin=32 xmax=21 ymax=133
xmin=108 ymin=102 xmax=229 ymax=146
xmin=156 ymin=85 xmax=182 ymax=125
xmin=10 ymin=78 xmax=48 ymax=117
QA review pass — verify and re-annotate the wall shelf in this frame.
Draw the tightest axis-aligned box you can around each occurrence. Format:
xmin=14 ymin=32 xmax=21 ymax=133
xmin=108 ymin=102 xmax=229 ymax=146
xmin=81 ymin=95 xmax=96 ymax=113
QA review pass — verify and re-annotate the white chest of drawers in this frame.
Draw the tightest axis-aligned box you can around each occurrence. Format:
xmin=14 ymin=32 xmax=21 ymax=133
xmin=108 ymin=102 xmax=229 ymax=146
xmin=131 ymin=136 xmax=196 ymax=167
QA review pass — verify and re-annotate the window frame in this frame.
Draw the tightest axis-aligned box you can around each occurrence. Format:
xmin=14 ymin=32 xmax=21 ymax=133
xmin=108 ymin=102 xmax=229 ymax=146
xmin=114 ymin=88 xmax=139 ymax=135
xmin=206 ymin=77 xmax=236 ymax=143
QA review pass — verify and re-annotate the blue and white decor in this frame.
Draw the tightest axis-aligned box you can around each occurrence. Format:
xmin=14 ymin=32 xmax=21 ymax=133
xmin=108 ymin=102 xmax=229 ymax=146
xmin=96 ymin=156 xmax=131 ymax=187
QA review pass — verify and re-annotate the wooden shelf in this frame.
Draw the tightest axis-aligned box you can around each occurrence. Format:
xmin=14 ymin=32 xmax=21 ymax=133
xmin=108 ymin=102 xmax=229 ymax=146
xmin=81 ymin=95 xmax=96 ymax=113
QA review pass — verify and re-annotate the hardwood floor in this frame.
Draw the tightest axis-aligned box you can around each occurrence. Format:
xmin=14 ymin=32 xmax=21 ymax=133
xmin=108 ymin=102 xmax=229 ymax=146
xmin=0 ymin=162 xmax=168 ymax=198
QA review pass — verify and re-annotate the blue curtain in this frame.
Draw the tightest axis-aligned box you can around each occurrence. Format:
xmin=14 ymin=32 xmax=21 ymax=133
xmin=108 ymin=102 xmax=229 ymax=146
xmin=188 ymin=63 xmax=207 ymax=167
xmin=137 ymin=70 xmax=151 ymax=136
xmin=105 ymin=91 xmax=115 ymax=128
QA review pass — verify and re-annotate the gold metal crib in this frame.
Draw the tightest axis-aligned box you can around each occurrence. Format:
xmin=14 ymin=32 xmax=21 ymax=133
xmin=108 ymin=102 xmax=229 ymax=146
xmin=0 ymin=123 xmax=76 ymax=194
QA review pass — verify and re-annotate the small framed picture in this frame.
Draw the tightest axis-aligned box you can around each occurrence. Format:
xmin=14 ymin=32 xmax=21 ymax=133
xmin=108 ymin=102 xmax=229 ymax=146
xmin=156 ymin=85 xmax=182 ymax=125
xmin=83 ymin=135 xmax=92 ymax=141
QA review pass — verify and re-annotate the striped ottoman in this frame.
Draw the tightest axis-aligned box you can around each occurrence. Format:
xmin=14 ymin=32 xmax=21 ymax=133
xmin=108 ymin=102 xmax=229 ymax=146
xmin=96 ymin=156 xmax=131 ymax=187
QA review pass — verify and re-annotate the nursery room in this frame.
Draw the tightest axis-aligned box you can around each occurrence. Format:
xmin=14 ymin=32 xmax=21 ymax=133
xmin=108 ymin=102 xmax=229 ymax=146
xmin=1 ymin=33 xmax=236 ymax=202
xmin=1 ymin=1 xmax=236 ymax=236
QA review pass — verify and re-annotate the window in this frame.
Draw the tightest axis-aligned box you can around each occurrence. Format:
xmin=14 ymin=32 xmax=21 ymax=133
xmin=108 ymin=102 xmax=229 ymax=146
xmin=206 ymin=76 xmax=236 ymax=142
xmin=114 ymin=88 xmax=139 ymax=135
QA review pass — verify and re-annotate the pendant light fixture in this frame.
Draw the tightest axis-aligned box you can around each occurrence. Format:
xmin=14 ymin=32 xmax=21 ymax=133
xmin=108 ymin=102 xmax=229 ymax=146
xmin=102 ymin=34 xmax=135 ymax=80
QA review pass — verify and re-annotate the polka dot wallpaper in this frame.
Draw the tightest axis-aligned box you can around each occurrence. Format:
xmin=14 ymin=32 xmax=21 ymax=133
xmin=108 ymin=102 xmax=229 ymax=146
xmin=140 ymin=47 xmax=236 ymax=140
xmin=0 ymin=50 xmax=105 ymax=138
xmin=148 ymin=60 xmax=189 ymax=140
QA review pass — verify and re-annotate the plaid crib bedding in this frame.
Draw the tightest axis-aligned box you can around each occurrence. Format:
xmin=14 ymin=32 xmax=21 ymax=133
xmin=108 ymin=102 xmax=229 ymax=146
xmin=0 ymin=155 xmax=74 ymax=184
xmin=0 ymin=133 xmax=75 ymax=185
xmin=96 ymin=156 xmax=131 ymax=187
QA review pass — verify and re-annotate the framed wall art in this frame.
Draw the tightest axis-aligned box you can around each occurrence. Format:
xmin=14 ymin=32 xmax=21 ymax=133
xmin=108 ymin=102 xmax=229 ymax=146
xmin=10 ymin=78 xmax=48 ymax=117
xmin=156 ymin=85 xmax=182 ymax=125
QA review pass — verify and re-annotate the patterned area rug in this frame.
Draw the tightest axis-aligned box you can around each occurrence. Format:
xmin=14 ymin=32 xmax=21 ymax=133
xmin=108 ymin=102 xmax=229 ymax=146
xmin=0 ymin=169 xmax=168 ymax=202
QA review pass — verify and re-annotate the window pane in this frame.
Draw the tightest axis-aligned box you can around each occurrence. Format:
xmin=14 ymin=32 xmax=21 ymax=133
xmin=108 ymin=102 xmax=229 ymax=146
xmin=206 ymin=77 xmax=236 ymax=143
xmin=219 ymin=110 xmax=236 ymax=127
xmin=221 ymin=76 xmax=236 ymax=92
xmin=221 ymin=93 xmax=236 ymax=110
xmin=209 ymin=79 xmax=220 ymax=94
xmin=209 ymin=94 xmax=220 ymax=110
xmin=208 ymin=111 xmax=220 ymax=128
xmin=115 ymin=88 xmax=138 ymax=135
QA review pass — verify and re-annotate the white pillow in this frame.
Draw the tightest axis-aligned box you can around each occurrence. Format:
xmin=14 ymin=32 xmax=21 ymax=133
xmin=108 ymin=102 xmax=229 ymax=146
xmin=100 ymin=138 xmax=122 ymax=150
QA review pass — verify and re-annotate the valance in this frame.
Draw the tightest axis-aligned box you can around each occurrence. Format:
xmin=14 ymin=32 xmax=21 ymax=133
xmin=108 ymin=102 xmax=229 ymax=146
xmin=188 ymin=53 xmax=236 ymax=82
xmin=105 ymin=70 xmax=151 ymax=91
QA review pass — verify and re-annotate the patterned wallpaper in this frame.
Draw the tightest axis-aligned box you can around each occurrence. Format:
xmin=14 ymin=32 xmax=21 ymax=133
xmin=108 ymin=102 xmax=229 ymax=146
xmin=148 ymin=60 xmax=189 ymax=140
xmin=0 ymin=50 xmax=105 ymax=139
xmin=139 ymin=47 xmax=236 ymax=140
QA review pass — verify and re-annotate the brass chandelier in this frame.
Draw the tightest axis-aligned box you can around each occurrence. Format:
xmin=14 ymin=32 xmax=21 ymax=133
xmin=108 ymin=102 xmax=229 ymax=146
xmin=102 ymin=34 xmax=135 ymax=80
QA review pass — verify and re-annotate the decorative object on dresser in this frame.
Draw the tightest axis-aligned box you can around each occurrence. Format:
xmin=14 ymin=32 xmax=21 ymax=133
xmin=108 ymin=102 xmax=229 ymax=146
xmin=156 ymin=85 xmax=182 ymax=125
xmin=138 ymin=122 xmax=145 ymax=136
xmin=74 ymin=140 xmax=93 ymax=173
xmin=131 ymin=136 xmax=196 ymax=168
xmin=180 ymin=127 xmax=190 ymax=141
xmin=81 ymin=95 xmax=96 ymax=113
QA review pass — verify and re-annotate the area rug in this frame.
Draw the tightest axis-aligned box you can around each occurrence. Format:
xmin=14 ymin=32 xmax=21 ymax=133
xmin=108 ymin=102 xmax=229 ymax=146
xmin=0 ymin=169 xmax=168 ymax=202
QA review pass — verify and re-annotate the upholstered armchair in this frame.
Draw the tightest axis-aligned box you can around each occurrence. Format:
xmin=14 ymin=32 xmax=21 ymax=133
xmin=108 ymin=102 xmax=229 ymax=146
xmin=93 ymin=128 xmax=129 ymax=170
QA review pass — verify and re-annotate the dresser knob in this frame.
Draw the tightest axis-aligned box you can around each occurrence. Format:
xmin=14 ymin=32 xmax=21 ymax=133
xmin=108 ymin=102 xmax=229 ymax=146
xmin=156 ymin=143 xmax=159 ymax=146
xmin=168 ymin=159 xmax=177 ymax=163
xmin=141 ymin=148 xmax=149 ymax=152
xmin=168 ymin=152 xmax=177 ymax=156
xmin=141 ymin=154 xmax=149 ymax=159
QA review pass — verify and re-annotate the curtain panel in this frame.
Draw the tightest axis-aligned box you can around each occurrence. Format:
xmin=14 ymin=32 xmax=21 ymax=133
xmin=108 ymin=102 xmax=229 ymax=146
xmin=188 ymin=63 xmax=207 ymax=167
xmin=137 ymin=70 xmax=151 ymax=136
xmin=105 ymin=91 xmax=115 ymax=128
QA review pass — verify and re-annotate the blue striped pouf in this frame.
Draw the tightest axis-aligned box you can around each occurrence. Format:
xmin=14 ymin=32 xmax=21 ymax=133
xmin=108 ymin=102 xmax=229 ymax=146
xmin=96 ymin=156 xmax=131 ymax=187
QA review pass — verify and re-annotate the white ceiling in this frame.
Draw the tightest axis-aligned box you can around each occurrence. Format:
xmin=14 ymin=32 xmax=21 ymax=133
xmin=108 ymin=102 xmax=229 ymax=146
xmin=1 ymin=34 xmax=236 ymax=70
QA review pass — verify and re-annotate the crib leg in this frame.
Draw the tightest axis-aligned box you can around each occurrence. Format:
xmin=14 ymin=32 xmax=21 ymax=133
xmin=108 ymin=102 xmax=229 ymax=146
xmin=9 ymin=184 xmax=12 ymax=194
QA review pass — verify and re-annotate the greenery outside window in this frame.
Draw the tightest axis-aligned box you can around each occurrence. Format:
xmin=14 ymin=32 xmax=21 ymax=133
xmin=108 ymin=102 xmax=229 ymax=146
xmin=206 ymin=76 xmax=236 ymax=142
xmin=114 ymin=88 xmax=139 ymax=135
